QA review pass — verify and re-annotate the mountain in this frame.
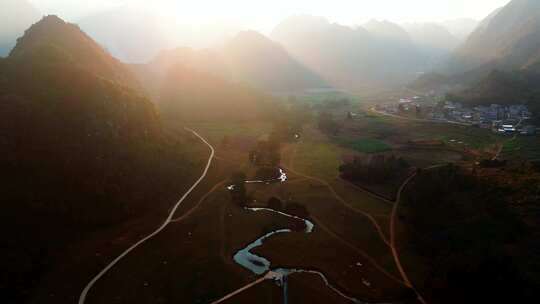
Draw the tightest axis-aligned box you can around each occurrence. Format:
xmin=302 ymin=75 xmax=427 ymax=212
xmin=441 ymin=18 xmax=479 ymax=41
xmin=158 ymin=64 xmax=276 ymax=122
xmin=221 ymin=31 xmax=327 ymax=92
xmin=10 ymin=15 xmax=141 ymax=90
xmin=132 ymin=44 xmax=278 ymax=122
xmin=362 ymin=20 xmax=425 ymax=79
xmin=403 ymin=23 xmax=460 ymax=54
xmin=271 ymin=16 xmax=424 ymax=90
xmin=0 ymin=16 xmax=197 ymax=302
xmin=447 ymin=0 xmax=540 ymax=74
xmin=0 ymin=0 xmax=41 ymax=56
xmin=135 ymin=31 xmax=327 ymax=93
xmin=151 ymin=47 xmax=230 ymax=79
xmin=448 ymin=69 xmax=540 ymax=119
xmin=363 ymin=20 xmax=413 ymax=44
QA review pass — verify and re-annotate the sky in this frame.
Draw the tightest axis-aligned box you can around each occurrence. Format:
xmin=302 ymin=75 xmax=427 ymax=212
xmin=29 ymin=0 xmax=512 ymax=31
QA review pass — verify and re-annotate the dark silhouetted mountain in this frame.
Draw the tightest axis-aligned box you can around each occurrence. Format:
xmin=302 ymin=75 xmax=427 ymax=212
xmin=271 ymin=16 xmax=424 ymax=90
xmin=446 ymin=0 xmax=540 ymax=74
xmin=0 ymin=16 xmax=198 ymax=302
xmin=11 ymin=15 xmax=141 ymax=90
xmin=159 ymin=64 xmax=276 ymax=122
xmin=0 ymin=0 xmax=41 ymax=56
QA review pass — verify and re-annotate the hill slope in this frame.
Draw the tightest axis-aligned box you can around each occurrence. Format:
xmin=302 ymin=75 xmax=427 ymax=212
xmin=11 ymin=15 xmax=142 ymax=90
xmin=158 ymin=64 xmax=276 ymax=122
xmin=221 ymin=31 xmax=328 ymax=91
xmin=448 ymin=69 xmax=540 ymax=120
xmin=447 ymin=0 xmax=540 ymax=74
xmin=403 ymin=23 xmax=460 ymax=55
xmin=0 ymin=16 xmax=198 ymax=303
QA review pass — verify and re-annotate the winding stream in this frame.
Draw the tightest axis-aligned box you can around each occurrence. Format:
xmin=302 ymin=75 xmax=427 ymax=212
xmin=228 ymin=169 xmax=365 ymax=303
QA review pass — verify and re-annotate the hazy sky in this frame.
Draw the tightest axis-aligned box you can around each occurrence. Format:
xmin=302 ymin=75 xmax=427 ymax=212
xmin=29 ymin=0 xmax=512 ymax=31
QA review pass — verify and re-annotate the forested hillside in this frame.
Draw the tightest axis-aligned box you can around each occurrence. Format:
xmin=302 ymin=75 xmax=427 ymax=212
xmin=0 ymin=16 xmax=200 ymax=302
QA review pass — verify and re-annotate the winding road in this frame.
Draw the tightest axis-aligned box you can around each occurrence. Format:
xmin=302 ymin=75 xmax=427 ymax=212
xmin=78 ymin=128 xmax=215 ymax=304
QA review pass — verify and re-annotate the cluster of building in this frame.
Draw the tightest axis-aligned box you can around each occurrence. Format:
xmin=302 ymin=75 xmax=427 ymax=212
xmin=379 ymin=99 xmax=538 ymax=136
xmin=435 ymin=102 xmax=536 ymax=135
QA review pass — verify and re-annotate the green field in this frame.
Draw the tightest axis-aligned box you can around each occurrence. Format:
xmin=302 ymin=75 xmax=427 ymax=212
xmin=502 ymin=136 xmax=540 ymax=160
xmin=186 ymin=121 xmax=273 ymax=143
xmin=291 ymin=141 xmax=344 ymax=179
xmin=339 ymin=138 xmax=392 ymax=153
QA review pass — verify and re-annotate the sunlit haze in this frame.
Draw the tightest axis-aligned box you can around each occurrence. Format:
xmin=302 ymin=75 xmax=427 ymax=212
xmin=30 ymin=0 xmax=512 ymax=31
xmin=3 ymin=1 xmax=540 ymax=304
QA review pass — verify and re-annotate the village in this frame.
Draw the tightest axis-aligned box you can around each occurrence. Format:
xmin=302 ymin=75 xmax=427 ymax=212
xmin=376 ymin=97 xmax=538 ymax=136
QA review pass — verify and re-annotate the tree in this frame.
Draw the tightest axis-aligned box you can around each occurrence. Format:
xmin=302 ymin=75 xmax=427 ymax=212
xmin=230 ymin=172 xmax=247 ymax=207
xmin=318 ymin=112 xmax=341 ymax=135
xmin=267 ymin=197 xmax=283 ymax=211
xmin=249 ymin=139 xmax=281 ymax=167
xmin=284 ymin=201 xmax=309 ymax=219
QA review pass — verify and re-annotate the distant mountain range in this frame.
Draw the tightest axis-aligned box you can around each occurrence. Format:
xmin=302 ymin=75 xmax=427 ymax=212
xmin=134 ymin=31 xmax=328 ymax=93
xmin=440 ymin=18 xmax=479 ymax=41
xmin=0 ymin=0 xmax=41 ymax=56
xmin=271 ymin=16 xmax=427 ymax=90
xmin=221 ymin=31 xmax=328 ymax=91
xmin=402 ymin=23 xmax=460 ymax=57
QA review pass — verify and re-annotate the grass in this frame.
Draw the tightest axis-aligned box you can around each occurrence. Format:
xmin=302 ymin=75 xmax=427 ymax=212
xmin=340 ymin=138 xmax=392 ymax=154
xmin=291 ymin=142 xmax=343 ymax=179
xmin=184 ymin=121 xmax=273 ymax=144
xmin=352 ymin=108 xmax=501 ymax=151
xmin=502 ymin=136 xmax=540 ymax=160
xmin=298 ymin=91 xmax=363 ymax=105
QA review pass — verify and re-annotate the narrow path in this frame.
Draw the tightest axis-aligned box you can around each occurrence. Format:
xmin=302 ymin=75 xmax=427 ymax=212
xmin=284 ymin=144 xmax=391 ymax=246
xmin=390 ymin=165 xmax=446 ymax=304
xmin=78 ymin=128 xmax=215 ymax=304
xmin=492 ymin=119 xmax=522 ymax=160
xmin=282 ymin=164 xmax=391 ymax=247
xmin=389 ymin=173 xmax=420 ymax=293
xmin=209 ymin=272 xmax=275 ymax=304
xmin=369 ymin=107 xmax=471 ymax=127
xmin=170 ymin=180 xmax=227 ymax=223
xmin=311 ymin=216 xmax=405 ymax=285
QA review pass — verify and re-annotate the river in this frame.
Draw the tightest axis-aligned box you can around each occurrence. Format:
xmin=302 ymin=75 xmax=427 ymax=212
xmin=227 ymin=169 xmax=366 ymax=303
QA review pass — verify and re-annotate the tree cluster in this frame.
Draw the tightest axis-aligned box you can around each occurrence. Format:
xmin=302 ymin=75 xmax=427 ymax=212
xmin=249 ymin=139 xmax=281 ymax=167
xmin=402 ymin=164 xmax=536 ymax=303
xmin=339 ymin=154 xmax=410 ymax=183
xmin=317 ymin=111 xmax=341 ymax=135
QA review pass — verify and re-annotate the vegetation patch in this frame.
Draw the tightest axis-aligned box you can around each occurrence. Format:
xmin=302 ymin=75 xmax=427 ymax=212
xmin=292 ymin=142 xmax=343 ymax=178
xmin=502 ymin=137 xmax=540 ymax=160
xmin=340 ymin=138 xmax=392 ymax=153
